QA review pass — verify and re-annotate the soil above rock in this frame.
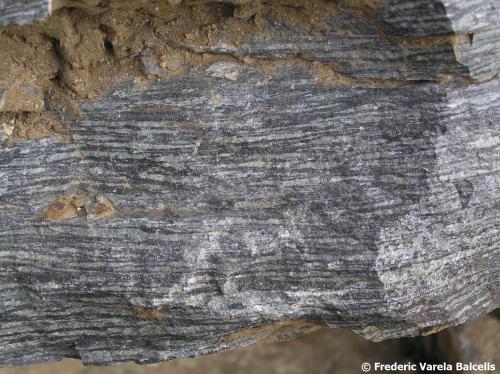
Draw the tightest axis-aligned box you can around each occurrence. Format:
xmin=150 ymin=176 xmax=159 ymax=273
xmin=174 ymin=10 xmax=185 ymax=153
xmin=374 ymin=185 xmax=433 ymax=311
xmin=0 ymin=0 xmax=341 ymax=142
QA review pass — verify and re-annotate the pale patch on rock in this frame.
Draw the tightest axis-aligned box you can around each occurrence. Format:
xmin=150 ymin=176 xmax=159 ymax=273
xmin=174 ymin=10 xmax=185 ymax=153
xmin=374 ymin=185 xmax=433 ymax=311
xmin=206 ymin=62 xmax=243 ymax=81
xmin=470 ymin=135 xmax=499 ymax=149
xmin=2 ymin=122 xmax=14 ymax=136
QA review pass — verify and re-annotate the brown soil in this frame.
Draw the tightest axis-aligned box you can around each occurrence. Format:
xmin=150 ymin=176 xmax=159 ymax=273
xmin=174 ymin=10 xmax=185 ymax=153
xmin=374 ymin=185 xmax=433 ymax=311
xmin=42 ymin=195 xmax=87 ymax=221
xmin=0 ymin=112 xmax=68 ymax=143
xmin=89 ymin=196 xmax=116 ymax=221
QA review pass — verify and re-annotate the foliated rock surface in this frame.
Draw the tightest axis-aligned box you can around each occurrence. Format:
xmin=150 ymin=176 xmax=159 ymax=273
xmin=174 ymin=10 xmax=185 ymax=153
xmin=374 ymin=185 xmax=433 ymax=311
xmin=0 ymin=0 xmax=49 ymax=26
xmin=0 ymin=0 xmax=499 ymax=367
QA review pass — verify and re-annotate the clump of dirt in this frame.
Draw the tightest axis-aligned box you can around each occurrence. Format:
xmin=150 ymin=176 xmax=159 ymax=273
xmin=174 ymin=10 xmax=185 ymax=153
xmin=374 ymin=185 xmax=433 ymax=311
xmin=42 ymin=195 xmax=87 ymax=221
xmin=0 ymin=112 xmax=68 ymax=143
xmin=160 ymin=0 xmax=335 ymax=50
xmin=258 ymin=0 xmax=333 ymax=30
xmin=312 ymin=61 xmax=359 ymax=87
xmin=335 ymin=0 xmax=380 ymax=17
xmin=87 ymin=196 xmax=116 ymax=221
xmin=42 ymin=193 xmax=120 ymax=221
xmin=0 ymin=82 xmax=44 ymax=112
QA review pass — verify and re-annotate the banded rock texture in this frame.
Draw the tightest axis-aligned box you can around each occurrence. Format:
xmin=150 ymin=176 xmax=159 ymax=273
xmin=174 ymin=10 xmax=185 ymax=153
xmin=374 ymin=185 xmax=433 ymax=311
xmin=0 ymin=0 xmax=499 ymax=367
xmin=0 ymin=0 xmax=50 ymax=26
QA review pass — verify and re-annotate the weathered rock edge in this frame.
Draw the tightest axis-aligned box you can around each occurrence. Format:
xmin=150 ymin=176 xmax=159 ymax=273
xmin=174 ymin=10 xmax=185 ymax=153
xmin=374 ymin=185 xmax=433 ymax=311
xmin=0 ymin=0 xmax=499 ymax=367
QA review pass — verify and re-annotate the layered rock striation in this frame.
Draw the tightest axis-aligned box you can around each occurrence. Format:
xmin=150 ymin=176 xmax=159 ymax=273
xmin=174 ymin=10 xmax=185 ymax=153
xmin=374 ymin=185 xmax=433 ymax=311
xmin=0 ymin=0 xmax=499 ymax=367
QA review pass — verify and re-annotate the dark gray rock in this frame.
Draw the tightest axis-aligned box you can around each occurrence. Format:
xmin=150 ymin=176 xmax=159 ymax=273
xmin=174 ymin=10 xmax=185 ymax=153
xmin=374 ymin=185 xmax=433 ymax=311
xmin=0 ymin=0 xmax=499 ymax=368
xmin=380 ymin=0 xmax=500 ymax=37
xmin=163 ymin=0 xmax=499 ymax=82
xmin=1 ymin=68 xmax=498 ymax=366
xmin=378 ymin=0 xmax=500 ymax=81
xmin=0 ymin=0 xmax=50 ymax=26
xmin=139 ymin=48 xmax=164 ymax=78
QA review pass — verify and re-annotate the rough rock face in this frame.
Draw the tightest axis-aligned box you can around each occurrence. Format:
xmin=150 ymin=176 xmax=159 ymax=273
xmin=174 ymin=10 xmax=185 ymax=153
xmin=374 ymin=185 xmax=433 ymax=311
xmin=1 ymin=314 xmax=498 ymax=374
xmin=0 ymin=0 xmax=49 ymax=26
xmin=0 ymin=328 xmax=410 ymax=374
xmin=0 ymin=0 xmax=499 ymax=367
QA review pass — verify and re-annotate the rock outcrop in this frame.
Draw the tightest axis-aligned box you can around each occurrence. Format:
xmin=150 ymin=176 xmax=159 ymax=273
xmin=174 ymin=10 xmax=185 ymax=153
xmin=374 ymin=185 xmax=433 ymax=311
xmin=0 ymin=0 xmax=499 ymax=367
